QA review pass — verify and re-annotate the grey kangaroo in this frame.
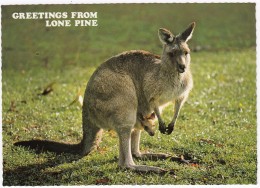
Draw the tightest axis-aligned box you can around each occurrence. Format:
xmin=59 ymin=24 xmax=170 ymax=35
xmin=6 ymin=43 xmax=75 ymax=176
xmin=15 ymin=22 xmax=195 ymax=173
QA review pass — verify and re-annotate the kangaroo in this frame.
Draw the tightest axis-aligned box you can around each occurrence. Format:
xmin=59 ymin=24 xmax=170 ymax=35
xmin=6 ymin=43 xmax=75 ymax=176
xmin=15 ymin=22 xmax=195 ymax=173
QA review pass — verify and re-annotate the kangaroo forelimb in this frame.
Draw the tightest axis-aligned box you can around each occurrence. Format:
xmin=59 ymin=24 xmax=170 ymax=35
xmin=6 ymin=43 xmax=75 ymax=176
xmin=166 ymin=97 xmax=187 ymax=135
xmin=166 ymin=122 xmax=175 ymax=135
xmin=154 ymin=107 xmax=167 ymax=134
xmin=159 ymin=122 xmax=167 ymax=134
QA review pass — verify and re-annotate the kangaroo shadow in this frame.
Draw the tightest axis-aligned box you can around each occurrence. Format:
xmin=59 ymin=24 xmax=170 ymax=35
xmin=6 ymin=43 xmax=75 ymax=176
xmin=3 ymin=151 xmax=77 ymax=186
xmin=4 ymin=143 xmax=202 ymax=185
xmin=3 ymin=149 xmax=117 ymax=186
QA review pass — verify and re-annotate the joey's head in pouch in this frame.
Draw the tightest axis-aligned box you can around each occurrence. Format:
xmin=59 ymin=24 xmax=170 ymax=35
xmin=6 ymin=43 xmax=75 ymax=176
xmin=139 ymin=112 xmax=156 ymax=136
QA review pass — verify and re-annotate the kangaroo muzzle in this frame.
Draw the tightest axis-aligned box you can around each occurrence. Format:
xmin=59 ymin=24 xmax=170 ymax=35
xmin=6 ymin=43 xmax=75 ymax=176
xmin=177 ymin=63 xmax=186 ymax=73
xmin=144 ymin=126 xmax=155 ymax=136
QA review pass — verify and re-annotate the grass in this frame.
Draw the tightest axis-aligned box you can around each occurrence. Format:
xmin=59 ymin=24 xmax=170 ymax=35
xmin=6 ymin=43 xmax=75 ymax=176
xmin=2 ymin=3 xmax=257 ymax=185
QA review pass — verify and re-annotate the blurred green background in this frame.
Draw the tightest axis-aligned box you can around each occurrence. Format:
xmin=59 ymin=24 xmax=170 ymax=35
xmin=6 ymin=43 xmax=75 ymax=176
xmin=2 ymin=3 xmax=256 ymax=185
xmin=2 ymin=4 xmax=255 ymax=70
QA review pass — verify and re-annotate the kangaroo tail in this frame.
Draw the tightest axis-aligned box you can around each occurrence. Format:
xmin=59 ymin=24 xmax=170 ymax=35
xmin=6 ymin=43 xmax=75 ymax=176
xmin=14 ymin=140 xmax=81 ymax=154
xmin=14 ymin=117 xmax=104 ymax=155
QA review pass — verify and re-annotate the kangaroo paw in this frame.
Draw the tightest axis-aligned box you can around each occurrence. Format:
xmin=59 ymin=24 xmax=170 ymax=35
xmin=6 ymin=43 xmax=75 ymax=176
xmin=166 ymin=123 xmax=175 ymax=135
xmin=159 ymin=122 xmax=167 ymax=134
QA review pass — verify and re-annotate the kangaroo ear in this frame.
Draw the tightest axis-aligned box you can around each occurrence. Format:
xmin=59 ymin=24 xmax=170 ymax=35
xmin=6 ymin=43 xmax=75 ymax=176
xmin=158 ymin=28 xmax=174 ymax=44
xmin=179 ymin=22 xmax=196 ymax=42
xmin=149 ymin=112 xmax=156 ymax=120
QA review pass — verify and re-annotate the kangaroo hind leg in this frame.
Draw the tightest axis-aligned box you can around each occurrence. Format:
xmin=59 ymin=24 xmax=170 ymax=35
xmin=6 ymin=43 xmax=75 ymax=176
xmin=131 ymin=129 xmax=171 ymax=160
xmin=117 ymin=126 xmax=167 ymax=174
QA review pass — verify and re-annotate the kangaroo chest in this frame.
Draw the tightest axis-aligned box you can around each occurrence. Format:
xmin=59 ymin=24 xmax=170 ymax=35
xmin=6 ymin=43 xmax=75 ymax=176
xmin=157 ymin=74 xmax=192 ymax=105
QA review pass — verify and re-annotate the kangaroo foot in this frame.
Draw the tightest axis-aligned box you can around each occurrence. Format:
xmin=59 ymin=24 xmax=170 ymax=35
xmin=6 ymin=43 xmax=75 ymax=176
xmin=133 ymin=153 xmax=171 ymax=161
xmin=125 ymin=164 xmax=175 ymax=175
xmin=170 ymin=156 xmax=190 ymax=164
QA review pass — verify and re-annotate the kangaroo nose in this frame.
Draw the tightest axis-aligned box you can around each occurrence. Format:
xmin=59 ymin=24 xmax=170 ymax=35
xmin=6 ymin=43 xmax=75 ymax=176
xmin=149 ymin=131 xmax=155 ymax=136
xmin=178 ymin=64 xmax=186 ymax=73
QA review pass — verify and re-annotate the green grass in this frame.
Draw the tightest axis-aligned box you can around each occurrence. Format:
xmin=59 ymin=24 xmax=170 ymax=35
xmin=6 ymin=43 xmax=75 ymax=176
xmin=2 ymin=3 xmax=256 ymax=185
